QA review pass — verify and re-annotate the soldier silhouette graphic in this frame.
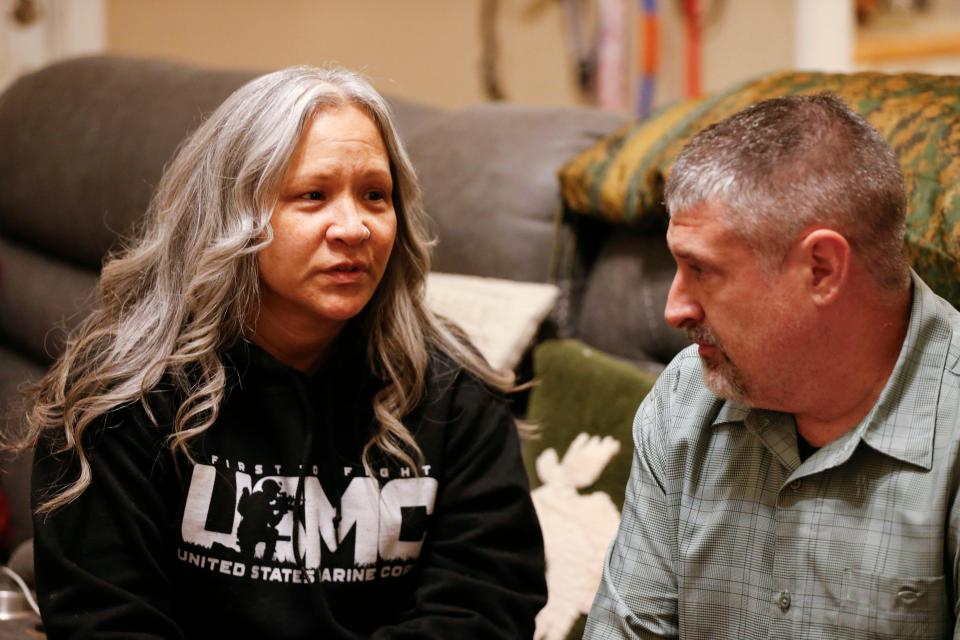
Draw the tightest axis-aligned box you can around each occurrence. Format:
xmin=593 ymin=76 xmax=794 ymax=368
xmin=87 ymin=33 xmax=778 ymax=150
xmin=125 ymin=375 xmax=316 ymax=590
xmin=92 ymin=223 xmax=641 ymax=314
xmin=237 ymin=479 xmax=292 ymax=562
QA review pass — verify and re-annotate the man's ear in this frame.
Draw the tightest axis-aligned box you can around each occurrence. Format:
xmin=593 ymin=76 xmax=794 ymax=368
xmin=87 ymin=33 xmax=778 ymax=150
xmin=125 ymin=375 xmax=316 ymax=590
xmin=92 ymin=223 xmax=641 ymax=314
xmin=794 ymin=229 xmax=850 ymax=306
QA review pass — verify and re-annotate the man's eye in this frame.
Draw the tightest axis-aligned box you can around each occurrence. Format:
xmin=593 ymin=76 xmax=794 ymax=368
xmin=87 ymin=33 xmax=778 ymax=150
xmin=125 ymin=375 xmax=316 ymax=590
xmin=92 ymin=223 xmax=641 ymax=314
xmin=366 ymin=190 xmax=386 ymax=202
xmin=301 ymin=191 xmax=325 ymax=201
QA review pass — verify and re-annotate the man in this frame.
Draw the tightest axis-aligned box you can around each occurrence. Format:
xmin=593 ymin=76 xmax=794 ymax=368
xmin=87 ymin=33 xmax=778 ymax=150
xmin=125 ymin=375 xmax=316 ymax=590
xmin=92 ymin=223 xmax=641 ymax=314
xmin=584 ymin=94 xmax=960 ymax=638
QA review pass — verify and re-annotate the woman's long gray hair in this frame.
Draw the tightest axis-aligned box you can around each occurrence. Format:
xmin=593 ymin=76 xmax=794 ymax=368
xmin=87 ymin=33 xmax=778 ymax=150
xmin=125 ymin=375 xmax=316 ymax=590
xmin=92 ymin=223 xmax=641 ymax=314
xmin=21 ymin=66 xmax=512 ymax=513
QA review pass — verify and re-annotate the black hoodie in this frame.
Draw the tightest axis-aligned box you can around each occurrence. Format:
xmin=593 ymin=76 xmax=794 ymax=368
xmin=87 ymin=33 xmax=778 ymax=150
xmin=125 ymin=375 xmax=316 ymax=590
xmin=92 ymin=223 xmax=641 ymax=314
xmin=32 ymin=339 xmax=547 ymax=639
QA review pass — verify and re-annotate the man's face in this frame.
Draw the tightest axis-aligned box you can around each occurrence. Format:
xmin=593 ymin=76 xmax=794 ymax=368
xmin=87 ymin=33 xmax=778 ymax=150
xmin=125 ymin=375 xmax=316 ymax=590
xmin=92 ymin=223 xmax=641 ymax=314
xmin=664 ymin=201 xmax=803 ymax=408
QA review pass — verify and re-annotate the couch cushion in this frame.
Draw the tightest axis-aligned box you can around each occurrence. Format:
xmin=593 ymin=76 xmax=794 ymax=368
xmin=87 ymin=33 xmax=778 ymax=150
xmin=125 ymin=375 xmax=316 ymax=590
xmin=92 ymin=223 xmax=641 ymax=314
xmin=577 ymin=231 xmax=688 ymax=367
xmin=559 ymin=71 xmax=960 ymax=308
xmin=0 ymin=57 xmax=259 ymax=267
xmin=405 ymin=103 xmax=626 ymax=283
xmin=425 ymin=272 xmax=558 ymax=371
xmin=524 ymin=339 xmax=657 ymax=507
xmin=560 ymin=96 xmax=710 ymax=224
xmin=0 ymin=236 xmax=98 ymax=364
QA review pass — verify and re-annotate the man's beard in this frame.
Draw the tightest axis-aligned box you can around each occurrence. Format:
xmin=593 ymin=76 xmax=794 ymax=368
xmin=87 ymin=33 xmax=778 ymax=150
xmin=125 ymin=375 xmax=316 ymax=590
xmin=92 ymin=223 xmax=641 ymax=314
xmin=686 ymin=324 xmax=751 ymax=406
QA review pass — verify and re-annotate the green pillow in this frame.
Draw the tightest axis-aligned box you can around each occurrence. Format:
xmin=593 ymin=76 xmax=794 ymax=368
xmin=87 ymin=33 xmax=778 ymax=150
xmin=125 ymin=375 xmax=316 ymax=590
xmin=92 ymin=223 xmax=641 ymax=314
xmin=524 ymin=339 xmax=658 ymax=509
xmin=524 ymin=340 xmax=658 ymax=640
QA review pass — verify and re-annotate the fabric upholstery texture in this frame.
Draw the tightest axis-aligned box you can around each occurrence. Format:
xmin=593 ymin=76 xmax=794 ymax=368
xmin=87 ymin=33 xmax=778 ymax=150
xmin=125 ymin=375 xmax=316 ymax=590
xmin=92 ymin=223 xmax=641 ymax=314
xmin=524 ymin=339 xmax=657 ymax=510
xmin=424 ymin=272 xmax=558 ymax=371
xmin=559 ymin=97 xmax=709 ymax=225
xmin=530 ymin=432 xmax=622 ymax=640
xmin=559 ymin=70 xmax=960 ymax=308
xmin=0 ymin=57 xmax=257 ymax=267
xmin=0 ymin=236 xmax=98 ymax=364
xmin=577 ymin=231 xmax=688 ymax=369
xmin=404 ymin=104 xmax=625 ymax=284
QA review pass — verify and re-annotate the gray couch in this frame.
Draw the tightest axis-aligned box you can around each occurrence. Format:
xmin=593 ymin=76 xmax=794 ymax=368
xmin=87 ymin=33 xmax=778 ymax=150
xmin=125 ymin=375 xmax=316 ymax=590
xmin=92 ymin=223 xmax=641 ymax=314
xmin=0 ymin=56 xmax=686 ymax=566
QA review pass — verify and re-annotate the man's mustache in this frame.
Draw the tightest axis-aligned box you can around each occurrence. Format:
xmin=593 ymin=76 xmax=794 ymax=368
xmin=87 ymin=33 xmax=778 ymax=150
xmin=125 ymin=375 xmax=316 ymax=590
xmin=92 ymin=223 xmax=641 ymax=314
xmin=686 ymin=324 xmax=718 ymax=348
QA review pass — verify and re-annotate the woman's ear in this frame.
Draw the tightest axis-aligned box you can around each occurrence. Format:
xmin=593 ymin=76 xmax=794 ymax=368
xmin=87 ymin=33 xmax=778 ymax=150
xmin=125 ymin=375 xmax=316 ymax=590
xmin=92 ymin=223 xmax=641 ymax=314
xmin=796 ymin=228 xmax=850 ymax=306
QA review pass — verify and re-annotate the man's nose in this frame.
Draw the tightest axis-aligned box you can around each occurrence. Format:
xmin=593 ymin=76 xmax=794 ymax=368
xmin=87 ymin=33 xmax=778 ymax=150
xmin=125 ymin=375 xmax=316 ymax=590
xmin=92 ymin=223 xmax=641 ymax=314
xmin=664 ymin=271 xmax=704 ymax=329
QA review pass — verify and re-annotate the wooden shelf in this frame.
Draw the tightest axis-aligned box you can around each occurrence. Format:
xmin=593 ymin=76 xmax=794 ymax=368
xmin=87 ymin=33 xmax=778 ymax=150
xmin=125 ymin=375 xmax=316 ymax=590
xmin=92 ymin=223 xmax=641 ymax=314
xmin=856 ymin=14 xmax=960 ymax=64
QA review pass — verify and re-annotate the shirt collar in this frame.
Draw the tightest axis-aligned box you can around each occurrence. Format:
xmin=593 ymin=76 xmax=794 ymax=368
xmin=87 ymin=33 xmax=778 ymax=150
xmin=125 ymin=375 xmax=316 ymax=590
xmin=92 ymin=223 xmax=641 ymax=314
xmin=856 ymin=272 xmax=951 ymax=470
xmin=713 ymin=401 xmax=749 ymax=426
xmin=710 ymin=271 xmax=952 ymax=471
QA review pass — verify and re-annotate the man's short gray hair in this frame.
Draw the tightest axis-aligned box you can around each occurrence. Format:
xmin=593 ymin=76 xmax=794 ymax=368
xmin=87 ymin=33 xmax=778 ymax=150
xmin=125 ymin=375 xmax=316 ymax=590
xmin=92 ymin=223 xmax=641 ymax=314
xmin=665 ymin=94 xmax=910 ymax=290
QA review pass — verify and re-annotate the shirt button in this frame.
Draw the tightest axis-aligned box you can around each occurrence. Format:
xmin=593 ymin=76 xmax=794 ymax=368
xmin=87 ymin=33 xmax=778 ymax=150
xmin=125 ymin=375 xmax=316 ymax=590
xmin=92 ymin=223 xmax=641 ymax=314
xmin=789 ymin=480 xmax=802 ymax=492
xmin=777 ymin=591 xmax=791 ymax=611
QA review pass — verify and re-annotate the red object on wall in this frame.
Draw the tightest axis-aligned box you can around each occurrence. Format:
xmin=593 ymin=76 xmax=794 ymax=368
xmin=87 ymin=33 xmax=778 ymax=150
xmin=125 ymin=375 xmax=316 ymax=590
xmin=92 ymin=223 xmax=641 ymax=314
xmin=683 ymin=0 xmax=702 ymax=98
xmin=641 ymin=6 xmax=659 ymax=76
xmin=636 ymin=0 xmax=659 ymax=118
xmin=0 ymin=488 xmax=9 ymax=555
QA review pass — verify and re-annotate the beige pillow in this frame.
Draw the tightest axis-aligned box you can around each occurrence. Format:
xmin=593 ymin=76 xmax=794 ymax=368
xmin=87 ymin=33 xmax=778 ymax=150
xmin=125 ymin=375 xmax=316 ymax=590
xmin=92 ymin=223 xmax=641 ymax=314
xmin=425 ymin=272 xmax=559 ymax=371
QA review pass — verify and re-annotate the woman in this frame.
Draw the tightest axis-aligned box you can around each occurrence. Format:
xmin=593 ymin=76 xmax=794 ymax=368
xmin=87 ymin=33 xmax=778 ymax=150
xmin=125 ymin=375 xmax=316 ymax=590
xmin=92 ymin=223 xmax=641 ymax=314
xmin=23 ymin=66 xmax=546 ymax=638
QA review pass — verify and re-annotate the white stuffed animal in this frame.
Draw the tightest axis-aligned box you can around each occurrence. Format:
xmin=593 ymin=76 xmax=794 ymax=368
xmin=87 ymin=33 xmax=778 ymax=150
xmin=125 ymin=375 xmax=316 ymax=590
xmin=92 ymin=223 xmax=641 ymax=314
xmin=532 ymin=433 xmax=622 ymax=640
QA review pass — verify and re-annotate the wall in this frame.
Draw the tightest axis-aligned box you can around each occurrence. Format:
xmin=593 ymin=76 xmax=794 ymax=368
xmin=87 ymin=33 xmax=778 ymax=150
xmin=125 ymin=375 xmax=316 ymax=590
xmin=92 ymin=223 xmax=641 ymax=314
xmin=106 ymin=0 xmax=575 ymax=109
xmin=105 ymin=0 xmax=797 ymax=112
xmin=701 ymin=1 xmax=795 ymax=92
xmin=1 ymin=0 xmax=106 ymax=91
xmin=855 ymin=0 xmax=960 ymax=75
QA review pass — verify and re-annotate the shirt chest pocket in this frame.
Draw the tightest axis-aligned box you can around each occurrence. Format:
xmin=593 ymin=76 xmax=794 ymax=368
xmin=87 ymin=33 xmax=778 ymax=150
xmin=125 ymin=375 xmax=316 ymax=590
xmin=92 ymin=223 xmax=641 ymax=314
xmin=838 ymin=570 xmax=948 ymax=639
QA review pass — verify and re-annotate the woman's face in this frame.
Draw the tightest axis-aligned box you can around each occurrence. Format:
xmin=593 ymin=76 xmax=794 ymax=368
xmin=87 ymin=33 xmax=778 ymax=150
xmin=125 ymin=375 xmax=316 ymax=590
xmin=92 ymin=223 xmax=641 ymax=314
xmin=256 ymin=105 xmax=397 ymax=357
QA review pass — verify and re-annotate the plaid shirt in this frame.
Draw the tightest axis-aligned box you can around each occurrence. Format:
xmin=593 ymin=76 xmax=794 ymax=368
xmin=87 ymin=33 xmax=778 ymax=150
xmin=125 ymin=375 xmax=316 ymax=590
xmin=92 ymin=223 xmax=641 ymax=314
xmin=585 ymin=273 xmax=960 ymax=639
